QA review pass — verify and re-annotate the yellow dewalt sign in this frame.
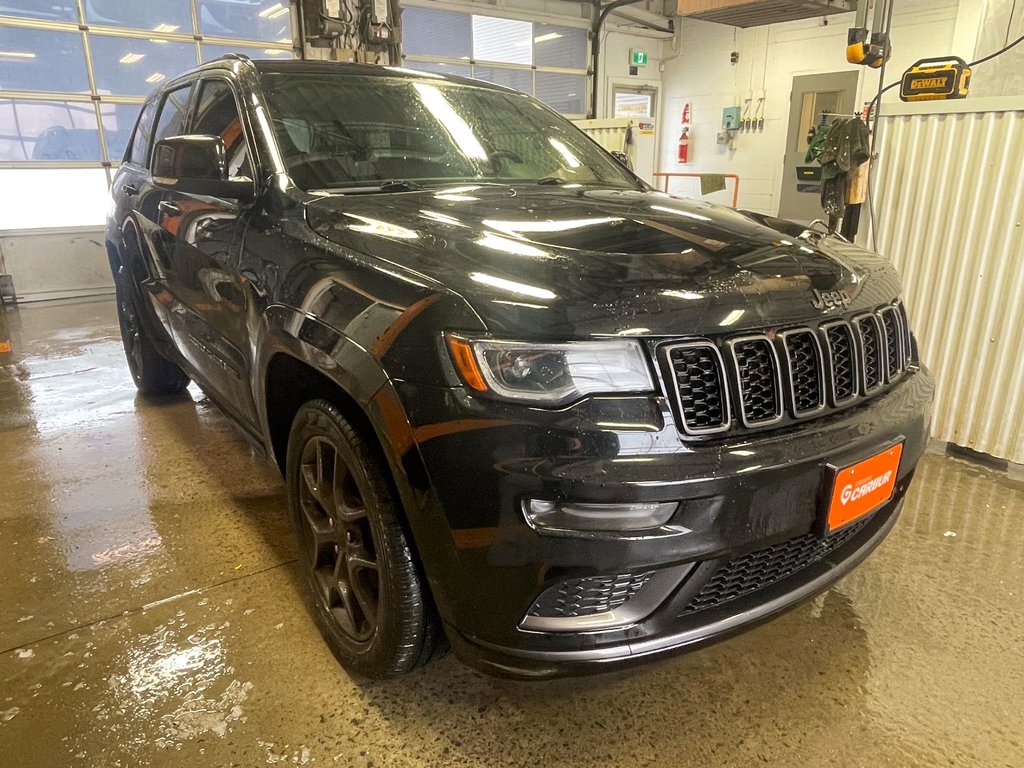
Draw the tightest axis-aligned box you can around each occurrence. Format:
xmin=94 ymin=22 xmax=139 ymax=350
xmin=900 ymin=58 xmax=971 ymax=102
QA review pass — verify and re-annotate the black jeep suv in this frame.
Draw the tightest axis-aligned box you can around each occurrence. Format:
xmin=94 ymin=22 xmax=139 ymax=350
xmin=106 ymin=57 xmax=933 ymax=679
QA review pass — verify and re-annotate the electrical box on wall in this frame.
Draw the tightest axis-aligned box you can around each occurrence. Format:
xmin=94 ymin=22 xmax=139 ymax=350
xmin=722 ymin=106 xmax=741 ymax=130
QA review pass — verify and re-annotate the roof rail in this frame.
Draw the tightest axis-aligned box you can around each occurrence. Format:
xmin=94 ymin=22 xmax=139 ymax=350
xmin=216 ymin=52 xmax=251 ymax=62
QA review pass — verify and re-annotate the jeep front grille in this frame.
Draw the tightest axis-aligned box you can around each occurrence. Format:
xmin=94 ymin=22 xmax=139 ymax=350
xmin=658 ymin=301 xmax=913 ymax=438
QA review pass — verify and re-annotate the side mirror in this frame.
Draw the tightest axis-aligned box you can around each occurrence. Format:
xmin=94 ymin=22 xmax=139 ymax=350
xmin=610 ymin=150 xmax=633 ymax=171
xmin=152 ymin=135 xmax=254 ymax=200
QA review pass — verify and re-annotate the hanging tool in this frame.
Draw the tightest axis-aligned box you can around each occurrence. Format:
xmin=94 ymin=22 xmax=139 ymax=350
xmin=847 ymin=0 xmax=892 ymax=68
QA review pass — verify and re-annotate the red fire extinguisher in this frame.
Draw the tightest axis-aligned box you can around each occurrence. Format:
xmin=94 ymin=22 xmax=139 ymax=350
xmin=678 ymin=103 xmax=691 ymax=164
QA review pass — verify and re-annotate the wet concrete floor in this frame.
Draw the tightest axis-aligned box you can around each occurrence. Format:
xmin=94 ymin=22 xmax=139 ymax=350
xmin=1 ymin=297 xmax=1022 ymax=767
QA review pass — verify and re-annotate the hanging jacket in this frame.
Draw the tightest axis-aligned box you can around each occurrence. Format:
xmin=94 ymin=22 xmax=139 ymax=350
xmin=805 ymin=123 xmax=830 ymax=163
xmin=818 ymin=117 xmax=870 ymax=228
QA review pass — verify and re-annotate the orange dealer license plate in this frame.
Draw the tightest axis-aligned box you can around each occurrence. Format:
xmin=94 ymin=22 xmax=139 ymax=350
xmin=825 ymin=441 xmax=903 ymax=534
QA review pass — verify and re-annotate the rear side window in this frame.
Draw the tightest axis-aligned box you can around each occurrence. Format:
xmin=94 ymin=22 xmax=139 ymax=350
xmin=149 ymin=83 xmax=193 ymax=168
xmin=127 ymin=99 xmax=157 ymax=166
xmin=191 ymin=78 xmax=251 ymax=177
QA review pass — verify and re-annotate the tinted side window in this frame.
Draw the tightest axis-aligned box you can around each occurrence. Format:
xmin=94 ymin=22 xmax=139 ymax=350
xmin=128 ymin=99 xmax=158 ymax=166
xmin=191 ymin=79 xmax=251 ymax=177
xmin=150 ymin=84 xmax=193 ymax=166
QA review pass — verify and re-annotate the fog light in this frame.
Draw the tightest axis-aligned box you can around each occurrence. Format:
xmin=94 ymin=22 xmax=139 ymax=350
xmin=524 ymin=499 xmax=678 ymax=532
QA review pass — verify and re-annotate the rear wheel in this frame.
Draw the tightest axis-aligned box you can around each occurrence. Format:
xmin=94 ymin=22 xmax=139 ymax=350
xmin=286 ymin=399 xmax=441 ymax=678
xmin=115 ymin=269 xmax=189 ymax=397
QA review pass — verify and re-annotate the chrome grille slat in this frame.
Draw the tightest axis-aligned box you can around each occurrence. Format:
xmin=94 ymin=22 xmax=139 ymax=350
xmin=658 ymin=302 xmax=913 ymax=438
xmin=896 ymin=301 xmax=913 ymax=362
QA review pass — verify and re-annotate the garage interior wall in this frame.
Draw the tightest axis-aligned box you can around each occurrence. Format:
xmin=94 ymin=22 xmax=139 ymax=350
xmin=657 ymin=0 xmax=976 ymax=211
xmin=657 ymin=0 xmax=1022 ymax=464
xmin=0 ymin=0 xmax=296 ymax=302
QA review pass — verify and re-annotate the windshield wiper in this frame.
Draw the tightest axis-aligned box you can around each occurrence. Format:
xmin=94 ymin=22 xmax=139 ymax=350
xmin=537 ymin=177 xmax=566 ymax=186
xmin=377 ymin=179 xmax=423 ymax=192
xmin=318 ymin=180 xmax=425 ymax=195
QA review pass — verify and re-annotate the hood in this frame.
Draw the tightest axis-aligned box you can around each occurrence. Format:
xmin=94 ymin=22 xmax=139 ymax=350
xmin=304 ymin=184 xmax=901 ymax=338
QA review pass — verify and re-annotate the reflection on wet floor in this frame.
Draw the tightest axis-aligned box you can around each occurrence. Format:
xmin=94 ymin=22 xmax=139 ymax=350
xmin=1 ymin=297 xmax=1022 ymax=767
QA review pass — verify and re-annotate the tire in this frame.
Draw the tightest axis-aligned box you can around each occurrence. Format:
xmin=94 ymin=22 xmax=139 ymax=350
xmin=115 ymin=269 xmax=190 ymax=397
xmin=286 ymin=399 xmax=441 ymax=678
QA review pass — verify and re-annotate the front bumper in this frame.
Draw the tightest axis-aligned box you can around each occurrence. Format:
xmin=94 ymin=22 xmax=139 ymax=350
xmin=398 ymin=366 xmax=934 ymax=678
xmin=449 ymin=500 xmax=902 ymax=677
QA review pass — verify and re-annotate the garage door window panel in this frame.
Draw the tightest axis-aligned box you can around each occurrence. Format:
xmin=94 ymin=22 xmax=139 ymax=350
xmin=401 ymin=10 xmax=590 ymax=117
xmin=472 ymin=16 xmax=532 ymax=66
xmin=89 ymin=36 xmax=198 ymax=97
xmin=197 ymin=0 xmax=292 ymax=43
xmin=0 ymin=98 xmax=102 ymax=161
xmin=402 ymin=7 xmax=471 ymax=59
xmin=0 ymin=0 xmax=79 ymax=22
xmin=533 ymin=24 xmax=587 ymax=69
xmin=84 ymin=0 xmax=194 ymax=35
xmin=407 ymin=62 xmax=471 ymax=78
xmin=0 ymin=27 xmax=89 ymax=93
xmin=472 ymin=66 xmax=532 ymax=95
xmin=200 ymin=43 xmax=292 ymax=63
xmin=535 ymin=72 xmax=586 ymax=116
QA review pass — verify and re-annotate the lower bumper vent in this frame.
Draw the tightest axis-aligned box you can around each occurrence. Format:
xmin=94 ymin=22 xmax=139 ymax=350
xmin=681 ymin=518 xmax=870 ymax=616
xmin=528 ymin=571 xmax=654 ymax=619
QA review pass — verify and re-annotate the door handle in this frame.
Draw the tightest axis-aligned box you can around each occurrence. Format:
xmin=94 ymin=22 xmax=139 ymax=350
xmin=158 ymin=201 xmax=181 ymax=216
xmin=121 ymin=182 xmax=139 ymax=195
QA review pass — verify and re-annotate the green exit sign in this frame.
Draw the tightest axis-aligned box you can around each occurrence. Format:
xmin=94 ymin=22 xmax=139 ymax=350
xmin=631 ymin=49 xmax=648 ymax=66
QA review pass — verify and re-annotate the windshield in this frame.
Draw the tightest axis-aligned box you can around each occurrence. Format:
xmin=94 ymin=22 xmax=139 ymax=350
xmin=258 ymin=72 xmax=639 ymax=192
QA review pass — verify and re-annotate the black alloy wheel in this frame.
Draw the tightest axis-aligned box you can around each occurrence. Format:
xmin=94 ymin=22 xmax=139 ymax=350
xmin=297 ymin=434 xmax=381 ymax=643
xmin=286 ymin=399 xmax=442 ymax=677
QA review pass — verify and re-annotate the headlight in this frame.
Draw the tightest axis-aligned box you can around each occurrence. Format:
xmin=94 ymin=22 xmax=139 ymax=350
xmin=446 ymin=334 xmax=654 ymax=405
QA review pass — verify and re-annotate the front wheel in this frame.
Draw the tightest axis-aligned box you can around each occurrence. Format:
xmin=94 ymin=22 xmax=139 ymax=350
xmin=286 ymin=399 xmax=441 ymax=678
xmin=115 ymin=270 xmax=189 ymax=397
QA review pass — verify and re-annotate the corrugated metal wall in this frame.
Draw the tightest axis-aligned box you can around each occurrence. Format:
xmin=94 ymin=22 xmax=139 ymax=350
xmin=870 ymin=109 xmax=1024 ymax=464
xmin=572 ymin=118 xmax=631 ymax=153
